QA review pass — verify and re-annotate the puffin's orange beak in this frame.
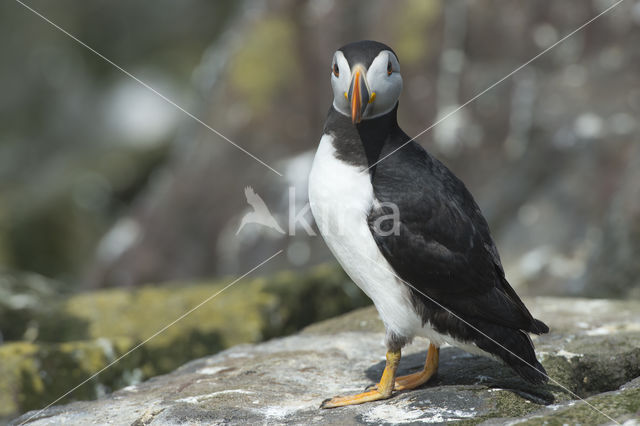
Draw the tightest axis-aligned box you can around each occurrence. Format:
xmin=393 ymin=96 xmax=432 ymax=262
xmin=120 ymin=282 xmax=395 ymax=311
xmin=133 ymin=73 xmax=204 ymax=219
xmin=347 ymin=67 xmax=370 ymax=124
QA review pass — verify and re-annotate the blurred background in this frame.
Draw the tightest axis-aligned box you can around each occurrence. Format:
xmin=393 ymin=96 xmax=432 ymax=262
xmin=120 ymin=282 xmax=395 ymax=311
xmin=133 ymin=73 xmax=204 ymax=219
xmin=1 ymin=0 xmax=639 ymax=421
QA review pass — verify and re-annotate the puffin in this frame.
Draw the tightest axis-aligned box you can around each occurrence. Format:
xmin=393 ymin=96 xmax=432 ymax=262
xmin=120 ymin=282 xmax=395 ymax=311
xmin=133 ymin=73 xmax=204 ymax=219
xmin=308 ymin=40 xmax=549 ymax=408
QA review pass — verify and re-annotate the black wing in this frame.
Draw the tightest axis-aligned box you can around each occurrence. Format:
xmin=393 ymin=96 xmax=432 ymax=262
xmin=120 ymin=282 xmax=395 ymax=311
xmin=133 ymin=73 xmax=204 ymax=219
xmin=368 ymin=140 xmax=547 ymax=335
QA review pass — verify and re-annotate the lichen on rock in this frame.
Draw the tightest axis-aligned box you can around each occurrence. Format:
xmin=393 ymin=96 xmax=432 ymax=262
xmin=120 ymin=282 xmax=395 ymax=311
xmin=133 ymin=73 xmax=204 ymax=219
xmin=0 ymin=264 xmax=369 ymax=421
xmin=12 ymin=296 xmax=640 ymax=425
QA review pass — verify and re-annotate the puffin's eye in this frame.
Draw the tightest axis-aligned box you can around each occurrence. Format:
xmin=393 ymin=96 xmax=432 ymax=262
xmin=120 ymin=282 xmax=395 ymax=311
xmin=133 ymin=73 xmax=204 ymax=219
xmin=387 ymin=61 xmax=393 ymax=76
xmin=333 ymin=63 xmax=339 ymax=77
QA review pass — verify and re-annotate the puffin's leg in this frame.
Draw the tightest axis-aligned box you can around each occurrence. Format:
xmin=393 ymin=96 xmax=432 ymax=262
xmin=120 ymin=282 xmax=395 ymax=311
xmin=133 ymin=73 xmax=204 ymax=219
xmin=393 ymin=343 xmax=439 ymax=390
xmin=367 ymin=343 xmax=439 ymax=392
xmin=320 ymin=349 xmax=400 ymax=409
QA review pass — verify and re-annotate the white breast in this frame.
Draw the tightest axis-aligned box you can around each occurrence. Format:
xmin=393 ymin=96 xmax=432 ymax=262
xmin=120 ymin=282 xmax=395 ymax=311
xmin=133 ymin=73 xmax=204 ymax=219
xmin=308 ymin=134 xmax=424 ymax=340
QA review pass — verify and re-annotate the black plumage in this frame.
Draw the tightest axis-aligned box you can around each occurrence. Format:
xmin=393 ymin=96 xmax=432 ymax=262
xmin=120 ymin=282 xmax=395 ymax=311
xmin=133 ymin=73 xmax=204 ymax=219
xmin=324 ymin=99 xmax=549 ymax=384
xmin=339 ymin=40 xmax=398 ymax=70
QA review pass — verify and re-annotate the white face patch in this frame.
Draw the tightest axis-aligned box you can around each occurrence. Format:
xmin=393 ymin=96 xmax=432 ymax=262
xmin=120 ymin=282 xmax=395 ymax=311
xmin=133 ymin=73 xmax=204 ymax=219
xmin=365 ymin=51 xmax=402 ymax=118
xmin=330 ymin=51 xmax=351 ymax=116
xmin=330 ymin=50 xmax=403 ymax=120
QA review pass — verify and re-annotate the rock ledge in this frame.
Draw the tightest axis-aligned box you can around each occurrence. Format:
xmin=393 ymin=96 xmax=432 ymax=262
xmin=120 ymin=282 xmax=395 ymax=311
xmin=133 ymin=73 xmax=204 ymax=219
xmin=14 ymin=297 xmax=640 ymax=425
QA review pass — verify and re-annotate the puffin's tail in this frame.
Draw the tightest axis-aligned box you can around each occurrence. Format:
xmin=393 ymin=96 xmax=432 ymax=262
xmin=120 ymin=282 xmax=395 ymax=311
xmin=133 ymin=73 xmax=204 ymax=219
xmin=531 ymin=318 xmax=549 ymax=335
xmin=477 ymin=323 xmax=549 ymax=384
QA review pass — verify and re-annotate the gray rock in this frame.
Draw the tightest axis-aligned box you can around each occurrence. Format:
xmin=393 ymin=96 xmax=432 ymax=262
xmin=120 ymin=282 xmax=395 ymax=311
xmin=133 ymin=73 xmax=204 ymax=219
xmin=13 ymin=297 xmax=640 ymax=425
xmin=0 ymin=264 xmax=369 ymax=421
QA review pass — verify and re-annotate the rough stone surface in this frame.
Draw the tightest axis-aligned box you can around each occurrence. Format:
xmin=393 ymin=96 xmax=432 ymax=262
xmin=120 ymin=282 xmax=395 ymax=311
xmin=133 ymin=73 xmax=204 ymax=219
xmin=0 ymin=264 xmax=368 ymax=421
xmin=13 ymin=297 xmax=640 ymax=425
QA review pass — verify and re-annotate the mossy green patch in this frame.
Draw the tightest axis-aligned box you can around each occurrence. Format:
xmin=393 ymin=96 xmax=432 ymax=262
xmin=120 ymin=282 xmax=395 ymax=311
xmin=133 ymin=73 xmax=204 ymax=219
xmin=491 ymin=389 xmax=540 ymax=418
xmin=392 ymin=0 xmax=441 ymax=65
xmin=0 ymin=338 xmax=143 ymax=417
xmin=0 ymin=342 xmax=40 ymax=417
xmin=229 ymin=17 xmax=297 ymax=113
xmin=0 ymin=263 xmax=369 ymax=420
xmin=261 ymin=264 xmax=370 ymax=338
xmin=519 ymin=388 xmax=640 ymax=425
xmin=63 ymin=278 xmax=274 ymax=349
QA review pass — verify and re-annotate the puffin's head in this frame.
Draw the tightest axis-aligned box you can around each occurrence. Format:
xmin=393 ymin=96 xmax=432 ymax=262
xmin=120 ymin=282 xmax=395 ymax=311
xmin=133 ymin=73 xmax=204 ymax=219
xmin=331 ymin=40 xmax=402 ymax=124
